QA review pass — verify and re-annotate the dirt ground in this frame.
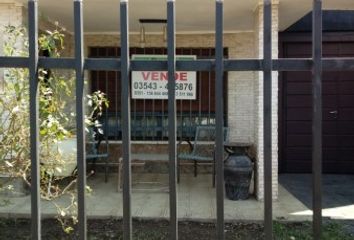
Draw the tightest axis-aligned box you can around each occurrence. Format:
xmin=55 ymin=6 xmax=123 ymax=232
xmin=0 ymin=218 xmax=353 ymax=240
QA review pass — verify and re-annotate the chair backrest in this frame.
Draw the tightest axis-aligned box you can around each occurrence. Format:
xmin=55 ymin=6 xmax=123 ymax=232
xmin=86 ymin=127 xmax=108 ymax=157
xmin=192 ymin=126 xmax=229 ymax=158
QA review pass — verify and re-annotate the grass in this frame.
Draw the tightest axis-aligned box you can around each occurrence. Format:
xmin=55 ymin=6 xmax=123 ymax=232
xmin=274 ymin=221 xmax=354 ymax=240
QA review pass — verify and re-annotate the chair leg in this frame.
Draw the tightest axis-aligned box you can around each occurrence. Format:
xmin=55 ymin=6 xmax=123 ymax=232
xmin=194 ymin=160 xmax=197 ymax=177
xmin=104 ymin=157 xmax=108 ymax=183
xmin=177 ymin=158 xmax=180 ymax=183
xmin=213 ymin=156 xmax=216 ymax=188
xmin=91 ymin=157 xmax=97 ymax=174
xmin=117 ymin=158 xmax=122 ymax=192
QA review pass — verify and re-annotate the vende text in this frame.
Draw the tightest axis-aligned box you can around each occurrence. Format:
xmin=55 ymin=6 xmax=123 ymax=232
xmin=141 ymin=71 xmax=188 ymax=81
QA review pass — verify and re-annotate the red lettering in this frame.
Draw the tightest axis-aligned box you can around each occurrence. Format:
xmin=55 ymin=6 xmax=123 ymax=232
xmin=140 ymin=71 xmax=189 ymax=81
xmin=161 ymin=72 xmax=168 ymax=81
xmin=142 ymin=72 xmax=150 ymax=80
xmin=180 ymin=72 xmax=187 ymax=81
xmin=151 ymin=72 xmax=159 ymax=80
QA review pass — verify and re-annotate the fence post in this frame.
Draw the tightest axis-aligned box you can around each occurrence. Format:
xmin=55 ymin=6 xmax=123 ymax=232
xmin=263 ymin=0 xmax=273 ymax=239
xmin=120 ymin=0 xmax=133 ymax=239
xmin=312 ymin=0 xmax=323 ymax=239
xmin=215 ymin=0 xmax=225 ymax=239
xmin=74 ymin=0 xmax=87 ymax=239
xmin=167 ymin=0 xmax=178 ymax=239
xmin=28 ymin=0 xmax=40 ymax=239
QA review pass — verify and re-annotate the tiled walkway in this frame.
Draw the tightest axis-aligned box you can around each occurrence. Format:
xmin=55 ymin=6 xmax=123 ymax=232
xmin=1 ymin=174 xmax=353 ymax=222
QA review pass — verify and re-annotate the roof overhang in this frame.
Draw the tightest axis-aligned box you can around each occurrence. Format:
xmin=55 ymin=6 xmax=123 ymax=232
xmin=9 ymin=0 xmax=354 ymax=34
xmin=280 ymin=0 xmax=354 ymax=33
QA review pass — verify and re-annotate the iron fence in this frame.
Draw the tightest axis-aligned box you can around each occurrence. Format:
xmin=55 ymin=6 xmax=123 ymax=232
xmin=1 ymin=0 xmax=354 ymax=239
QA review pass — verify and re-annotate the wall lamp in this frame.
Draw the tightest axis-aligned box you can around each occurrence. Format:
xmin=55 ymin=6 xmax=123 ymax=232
xmin=139 ymin=19 xmax=168 ymax=48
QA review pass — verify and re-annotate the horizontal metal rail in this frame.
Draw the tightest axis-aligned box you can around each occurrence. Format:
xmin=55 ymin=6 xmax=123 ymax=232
xmin=2 ymin=57 xmax=354 ymax=72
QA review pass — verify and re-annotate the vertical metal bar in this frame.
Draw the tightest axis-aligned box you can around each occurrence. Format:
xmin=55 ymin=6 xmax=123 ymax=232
xmin=189 ymin=49 xmax=192 ymax=140
xmin=28 ymin=1 xmax=40 ymax=239
xmin=115 ymin=70 xmax=119 ymax=141
xmin=142 ymin=113 xmax=145 ymax=140
xmin=120 ymin=0 xmax=132 ymax=239
xmin=263 ymin=0 xmax=273 ymax=239
xmin=167 ymin=0 xmax=178 ymax=239
xmin=152 ymin=48 xmax=156 ymax=141
xmin=143 ymin=47 xmax=146 ymax=141
xmin=162 ymin=97 xmax=165 ymax=140
xmin=179 ymin=99 xmax=183 ymax=140
xmin=208 ymin=57 xmax=211 ymax=124
xmin=105 ymin=68 xmax=109 ymax=178
xmin=162 ymin=49 xmax=166 ymax=141
xmin=133 ymin=51 xmax=136 ymax=140
xmin=215 ymin=1 xmax=224 ymax=239
xmin=198 ymin=68 xmax=202 ymax=125
xmin=74 ymin=1 xmax=86 ymax=239
xmin=113 ymin=49 xmax=117 ymax=141
xmin=312 ymin=0 xmax=323 ymax=239
xmin=133 ymin=99 xmax=136 ymax=140
xmin=189 ymin=101 xmax=192 ymax=139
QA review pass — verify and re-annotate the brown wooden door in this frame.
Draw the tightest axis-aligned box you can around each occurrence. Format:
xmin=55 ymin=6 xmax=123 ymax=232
xmin=280 ymin=37 xmax=354 ymax=173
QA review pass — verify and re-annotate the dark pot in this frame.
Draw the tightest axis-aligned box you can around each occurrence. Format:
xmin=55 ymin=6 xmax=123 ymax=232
xmin=224 ymin=155 xmax=253 ymax=200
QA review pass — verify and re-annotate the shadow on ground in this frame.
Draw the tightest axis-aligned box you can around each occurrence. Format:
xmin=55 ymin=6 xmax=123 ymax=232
xmin=280 ymin=174 xmax=354 ymax=215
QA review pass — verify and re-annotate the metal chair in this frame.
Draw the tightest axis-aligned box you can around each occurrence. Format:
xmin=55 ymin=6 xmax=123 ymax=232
xmin=177 ymin=125 xmax=229 ymax=186
xmin=86 ymin=127 xmax=110 ymax=182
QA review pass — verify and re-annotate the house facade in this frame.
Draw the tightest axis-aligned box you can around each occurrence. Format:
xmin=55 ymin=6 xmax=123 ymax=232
xmin=0 ymin=0 xmax=353 ymax=201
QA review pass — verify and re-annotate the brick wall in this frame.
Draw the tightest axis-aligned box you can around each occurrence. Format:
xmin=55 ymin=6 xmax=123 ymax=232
xmin=254 ymin=1 xmax=279 ymax=200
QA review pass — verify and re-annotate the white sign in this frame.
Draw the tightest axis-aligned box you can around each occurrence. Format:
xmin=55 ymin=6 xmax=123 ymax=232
xmin=132 ymin=55 xmax=197 ymax=100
